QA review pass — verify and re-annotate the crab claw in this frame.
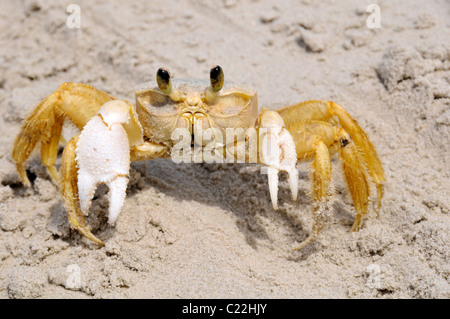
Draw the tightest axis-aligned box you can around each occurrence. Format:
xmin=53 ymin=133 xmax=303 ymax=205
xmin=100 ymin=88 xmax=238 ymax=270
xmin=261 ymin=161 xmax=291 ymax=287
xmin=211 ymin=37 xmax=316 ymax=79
xmin=258 ymin=109 xmax=298 ymax=211
xmin=75 ymin=100 xmax=131 ymax=224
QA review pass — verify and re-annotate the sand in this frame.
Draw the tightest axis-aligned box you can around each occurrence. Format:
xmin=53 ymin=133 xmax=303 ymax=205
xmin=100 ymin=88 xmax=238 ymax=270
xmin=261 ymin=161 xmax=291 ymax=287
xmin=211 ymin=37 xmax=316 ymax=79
xmin=0 ymin=0 xmax=449 ymax=299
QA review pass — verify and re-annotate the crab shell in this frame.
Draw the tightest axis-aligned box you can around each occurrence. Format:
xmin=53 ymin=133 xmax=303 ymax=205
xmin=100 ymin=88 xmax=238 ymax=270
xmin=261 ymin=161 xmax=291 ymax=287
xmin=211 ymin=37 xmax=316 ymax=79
xmin=134 ymin=79 xmax=259 ymax=149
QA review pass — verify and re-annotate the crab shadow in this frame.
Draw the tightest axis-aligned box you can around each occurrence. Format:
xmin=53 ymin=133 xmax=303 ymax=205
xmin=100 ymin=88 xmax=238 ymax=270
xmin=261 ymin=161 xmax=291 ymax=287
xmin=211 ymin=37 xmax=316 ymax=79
xmin=121 ymin=159 xmax=318 ymax=256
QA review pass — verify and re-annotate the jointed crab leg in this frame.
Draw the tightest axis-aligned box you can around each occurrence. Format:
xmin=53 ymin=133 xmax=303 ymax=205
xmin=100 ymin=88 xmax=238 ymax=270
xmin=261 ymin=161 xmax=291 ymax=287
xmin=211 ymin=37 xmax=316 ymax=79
xmin=293 ymin=122 xmax=371 ymax=249
xmin=276 ymin=100 xmax=384 ymax=249
xmin=12 ymin=83 xmax=170 ymax=245
xmin=39 ymin=106 xmax=65 ymax=184
xmin=338 ymin=132 xmax=370 ymax=232
xmin=13 ymin=92 xmax=63 ymax=186
xmin=278 ymin=100 xmax=385 ymax=210
xmin=12 ymin=83 xmax=115 ymax=186
xmin=288 ymin=127 xmax=333 ymax=249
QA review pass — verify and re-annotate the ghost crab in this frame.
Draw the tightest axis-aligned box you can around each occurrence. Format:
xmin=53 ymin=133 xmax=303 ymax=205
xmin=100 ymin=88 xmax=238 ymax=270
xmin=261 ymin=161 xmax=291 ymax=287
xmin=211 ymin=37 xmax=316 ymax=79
xmin=12 ymin=66 xmax=385 ymax=249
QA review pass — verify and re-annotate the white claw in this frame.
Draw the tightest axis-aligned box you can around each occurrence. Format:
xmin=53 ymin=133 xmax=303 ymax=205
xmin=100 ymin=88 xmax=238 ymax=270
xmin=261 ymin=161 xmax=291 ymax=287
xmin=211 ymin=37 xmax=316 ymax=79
xmin=107 ymin=176 xmax=128 ymax=224
xmin=259 ymin=111 xmax=298 ymax=210
xmin=75 ymin=100 xmax=131 ymax=223
xmin=267 ymin=166 xmax=279 ymax=211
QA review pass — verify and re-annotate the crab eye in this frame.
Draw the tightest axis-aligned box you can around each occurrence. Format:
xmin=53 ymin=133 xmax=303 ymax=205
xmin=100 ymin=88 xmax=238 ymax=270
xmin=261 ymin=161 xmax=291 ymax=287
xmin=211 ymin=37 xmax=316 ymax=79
xmin=156 ymin=68 xmax=172 ymax=94
xmin=210 ymin=65 xmax=224 ymax=92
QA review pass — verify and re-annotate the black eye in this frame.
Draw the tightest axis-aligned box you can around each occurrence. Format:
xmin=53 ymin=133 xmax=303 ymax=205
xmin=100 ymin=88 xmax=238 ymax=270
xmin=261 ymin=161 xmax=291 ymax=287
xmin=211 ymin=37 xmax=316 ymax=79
xmin=210 ymin=65 xmax=224 ymax=92
xmin=156 ymin=68 xmax=172 ymax=94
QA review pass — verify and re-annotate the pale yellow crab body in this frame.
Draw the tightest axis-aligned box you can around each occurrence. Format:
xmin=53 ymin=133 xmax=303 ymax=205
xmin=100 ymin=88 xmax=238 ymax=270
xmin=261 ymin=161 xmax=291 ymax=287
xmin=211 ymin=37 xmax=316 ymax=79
xmin=11 ymin=66 xmax=385 ymax=249
xmin=134 ymin=79 xmax=258 ymax=151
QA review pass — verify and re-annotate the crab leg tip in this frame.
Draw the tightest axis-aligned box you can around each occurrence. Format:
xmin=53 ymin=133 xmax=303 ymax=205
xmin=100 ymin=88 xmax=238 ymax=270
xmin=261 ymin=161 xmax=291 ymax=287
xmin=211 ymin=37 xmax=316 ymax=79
xmin=75 ymin=225 xmax=105 ymax=247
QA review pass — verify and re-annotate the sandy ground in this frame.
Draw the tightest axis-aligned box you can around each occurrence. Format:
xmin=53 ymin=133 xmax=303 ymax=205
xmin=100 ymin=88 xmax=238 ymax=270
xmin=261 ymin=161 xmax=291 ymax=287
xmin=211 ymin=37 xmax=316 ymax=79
xmin=0 ymin=0 xmax=449 ymax=299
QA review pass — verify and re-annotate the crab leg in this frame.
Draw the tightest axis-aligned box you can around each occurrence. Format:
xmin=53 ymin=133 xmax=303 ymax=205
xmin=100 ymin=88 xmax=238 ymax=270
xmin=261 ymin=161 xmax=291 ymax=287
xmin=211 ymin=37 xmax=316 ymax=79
xmin=13 ymin=92 xmax=63 ymax=186
xmin=14 ymin=83 xmax=167 ymax=245
xmin=257 ymin=108 xmax=299 ymax=211
xmin=286 ymin=127 xmax=332 ymax=249
xmin=12 ymin=83 xmax=115 ymax=186
xmin=287 ymin=119 xmax=372 ymax=250
xmin=338 ymin=133 xmax=370 ymax=232
xmin=277 ymin=100 xmax=385 ymax=212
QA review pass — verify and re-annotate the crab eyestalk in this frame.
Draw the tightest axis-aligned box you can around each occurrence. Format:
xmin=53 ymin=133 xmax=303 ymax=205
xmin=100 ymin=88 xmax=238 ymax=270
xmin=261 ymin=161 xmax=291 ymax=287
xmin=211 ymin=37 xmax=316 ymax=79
xmin=156 ymin=68 xmax=181 ymax=101
xmin=204 ymin=65 xmax=224 ymax=101
xmin=210 ymin=65 xmax=224 ymax=92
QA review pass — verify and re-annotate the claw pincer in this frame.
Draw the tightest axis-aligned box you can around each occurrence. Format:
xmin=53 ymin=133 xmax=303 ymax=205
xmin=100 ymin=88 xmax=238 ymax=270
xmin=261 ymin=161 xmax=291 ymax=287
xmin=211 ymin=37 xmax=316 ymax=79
xmin=258 ymin=109 xmax=299 ymax=211
xmin=76 ymin=100 xmax=131 ymax=224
